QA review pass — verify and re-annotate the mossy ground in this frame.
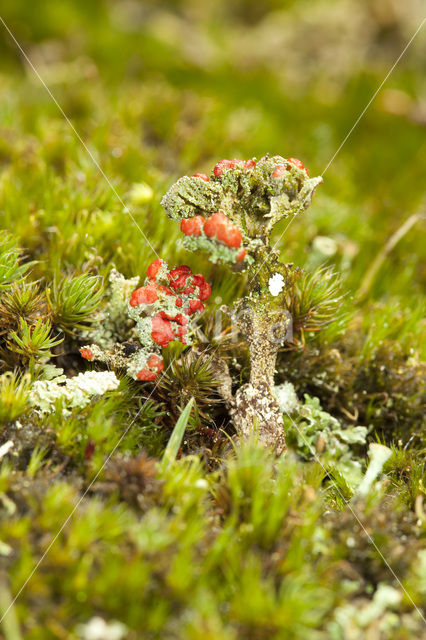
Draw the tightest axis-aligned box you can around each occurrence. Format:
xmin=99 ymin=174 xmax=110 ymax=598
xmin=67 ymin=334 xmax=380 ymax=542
xmin=0 ymin=1 xmax=425 ymax=638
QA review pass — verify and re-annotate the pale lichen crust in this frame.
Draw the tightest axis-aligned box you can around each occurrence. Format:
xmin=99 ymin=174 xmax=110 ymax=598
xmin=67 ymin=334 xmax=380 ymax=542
xmin=161 ymin=155 xmax=322 ymax=268
xmin=29 ymin=371 xmax=120 ymax=415
xmin=80 ymin=269 xmax=140 ymax=350
xmin=180 ymin=235 xmax=248 ymax=266
xmin=79 ymin=261 xmax=211 ymax=381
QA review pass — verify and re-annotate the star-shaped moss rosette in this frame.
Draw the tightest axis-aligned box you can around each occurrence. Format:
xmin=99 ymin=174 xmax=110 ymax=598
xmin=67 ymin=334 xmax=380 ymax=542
xmin=161 ymin=155 xmax=322 ymax=271
xmin=161 ymin=155 xmax=323 ymax=454
xmin=79 ymin=261 xmax=211 ymax=382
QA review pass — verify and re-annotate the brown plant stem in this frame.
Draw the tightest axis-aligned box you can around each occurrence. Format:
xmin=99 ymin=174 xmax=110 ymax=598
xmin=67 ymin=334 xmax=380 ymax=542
xmin=358 ymin=211 xmax=424 ymax=301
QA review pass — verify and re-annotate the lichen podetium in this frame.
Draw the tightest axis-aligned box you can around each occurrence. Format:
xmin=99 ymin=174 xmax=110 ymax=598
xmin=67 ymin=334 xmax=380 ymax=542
xmin=162 ymin=154 xmax=323 ymax=453
xmin=79 ymin=264 xmax=211 ymax=381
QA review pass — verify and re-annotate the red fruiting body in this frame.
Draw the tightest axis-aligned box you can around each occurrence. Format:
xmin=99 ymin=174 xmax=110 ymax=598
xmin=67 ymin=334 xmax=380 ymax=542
xmin=173 ymin=325 xmax=187 ymax=342
xmin=191 ymin=274 xmax=205 ymax=287
xmin=137 ymin=369 xmax=157 ymax=381
xmin=287 ymin=157 xmax=309 ymax=175
xmin=206 ymin=211 xmax=228 ymax=236
xmin=213 ymin=160 xmax=229 ymax=177
xmin=192 ymin=173 xmax=209 ymax=182
xmin=147 ymin=259 xmax=164 ymax=280
xmin=272 ymin=165 xmax=286 ymax=178
xmin=79 ymin=347 xmax=94 ymax=361
xmin=180 ymin=216 xmax=205 ymax=236
xmin=147 ymin=354 xmax=164 ymax=373
xmin=137 ymin=354 xmax=164 ymax=381
xmin=130 ymin=284 xmax=158 ymax=306
xmin=165 ymin=267 xmax=210 ymax=311
xmin=167 ymin=266 xmax=194 ymax=293
xmin=202 ymin=219 xmax=214 ymax=238
xmin=198 ymin=281 xmax=211 ymax=301
xmin=159 ymin=310 xmax=188 ymax=325
xmin=215 ymin=223 xmax=231 ymax=245
xmin=132 ymin=262 xmax=210 ymax=352
xmin=158 ymin=285 xmax=174 ymax=296
xmin=223 ymin=226 xmax=242 ymax=248
xmin=168 ymin=266 xmax=191 ymax=278
xmin=213 ymin=159 xmax=243 ymax=177
xmin=237 ymin=249 xmax=246 ymax=262
xmin=169 ymin=275 xmax=187 ymax=291
xmin=245 ymin=159 xmax=256 ymax=168
xmin=187 ymin=299 xmax=204 ymax=314
xmin=203 ymin=212 xmax=242 ymax=248
xmin=151 ymin=315 xmax=175 ymax=348
xmin=203 ymin=211 xmax=226 ymax=237
xmin=182 ymin=285 xmax=195 ymax=295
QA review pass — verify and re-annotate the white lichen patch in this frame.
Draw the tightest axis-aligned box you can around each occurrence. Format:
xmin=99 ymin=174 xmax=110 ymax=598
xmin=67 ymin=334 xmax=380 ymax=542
xmin=268 ymin=273 xmax=285 ymax=296
xmin=81 ymin=269 xmax=139 ymax=349
xmin=275 ymin=382 xmax=299 ymax=413
xmin=0 ymin=440 xmax=14 ymax=460
xmin=76 ymin=616 xmax=128 ymax=640
xmin=29 ymin=371 xmax=120 ymax=415
xmin=329 ymin=583 xmax=401 ymax=636
xmin=129 ymin=315 xmax=155 ymax=350
xmin=355 ymin=443 xmax=392 ymax=497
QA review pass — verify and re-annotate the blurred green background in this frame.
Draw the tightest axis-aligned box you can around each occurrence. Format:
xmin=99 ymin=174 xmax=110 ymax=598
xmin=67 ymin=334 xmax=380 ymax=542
xmin=0 ymin=0 xmax=425 ymax=304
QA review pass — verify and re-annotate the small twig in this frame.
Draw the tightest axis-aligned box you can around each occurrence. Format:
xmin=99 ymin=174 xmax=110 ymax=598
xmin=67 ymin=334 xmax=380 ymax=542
xmin=358 ymin=212 xmax=425 ymax=301
xmin=341 ymin=407 xmax=359 ymax=422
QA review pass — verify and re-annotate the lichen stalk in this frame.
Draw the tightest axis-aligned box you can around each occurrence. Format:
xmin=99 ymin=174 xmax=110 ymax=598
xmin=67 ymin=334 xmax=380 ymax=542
xmin=230 ymin=301 xmax=289 ymax=453
xmin=162 ymin=154 xmax=323 ymax=453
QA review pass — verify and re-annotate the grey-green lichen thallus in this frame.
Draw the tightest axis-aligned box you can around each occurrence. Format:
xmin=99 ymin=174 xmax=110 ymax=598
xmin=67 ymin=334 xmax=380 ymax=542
xmin=162 ymin=154 xmax=323 ymax=454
